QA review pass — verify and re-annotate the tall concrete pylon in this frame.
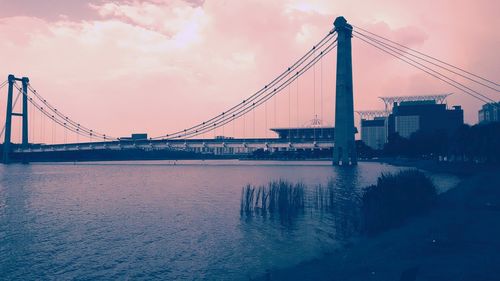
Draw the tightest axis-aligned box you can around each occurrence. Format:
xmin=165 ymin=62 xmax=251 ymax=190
xmin=332 ymin=16 xmax=357 ymax=166
xmin=2 ymin=74 xmax=30 ymax=164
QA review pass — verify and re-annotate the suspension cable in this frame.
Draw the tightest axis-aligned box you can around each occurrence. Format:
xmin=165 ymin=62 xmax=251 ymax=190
xmin=176 ymin=40 xmax=339 ymax=140
xmin=252 ymin=104 xmax=255 ymax=138
xmin=26 ymin=84 xmax=116 ymax=140
xmin=351 ymin=24 xmax=500 ymax=87
xmin=296 ymin=72 xmax=299 ymax=138
xmin=288 ymin=75 xmax=291 ymax=141
xmin=158 ymin=32 xmax=337 ymax=140
xmin=157 ymin=36 xmax=338 ymax=140
xmin=352 ymin=29 xmax=499 ymax=93
xmin=353 ymin=31 xmax=497 ymax=103
xmin=264 ymin=98 xmax=268 ymax=138
xmin=170 ymin=40 xmax=338 ymax=140
xmin=152 ymin=30 xmax=337 ymax=140
xmin=313 ymin=47 xmax=317 ymax=140
xmin=14 ymin=84 xmax=106 ymax=142
xmin=353 ymin=34 xmax=493 ymax=104
xmin=0 ymin=83 xmax=23 ymax=139
xmin=30 ymin=100 xmax=35 ymax=143
xmin=0 ymin=80 xmax=8 ymax=90
xmin=320 ymin=52 xmax=324 ymax=137
xmin=13 ymin=84 xmax=85 ymax=141
xmin=28 ymin=84 xmax=112 ymax=139
xmin=274 ymin=89 xmax=277 ymax=129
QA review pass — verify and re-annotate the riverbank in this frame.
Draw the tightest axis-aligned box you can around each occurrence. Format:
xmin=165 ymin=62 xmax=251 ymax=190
xmin=259 ymin=164 xmax=500 ymax=281
xmin=372 ymin=157 xmax=492 ymax=176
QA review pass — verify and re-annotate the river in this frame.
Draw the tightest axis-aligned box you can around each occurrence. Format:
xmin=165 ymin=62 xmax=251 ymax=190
xmin=0 ymin=160 xmax=456 ymax=280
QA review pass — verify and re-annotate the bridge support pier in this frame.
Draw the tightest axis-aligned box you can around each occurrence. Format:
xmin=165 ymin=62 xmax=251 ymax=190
xmin=332 ymin=17 xmax=357 ymax=166
xmin=3 ymin=75 xmax=15 ymax=164
xmin=2 ymin=74 xmax=30 ymax=164
xmin=22 ymin=77 xmax=29 ymax=148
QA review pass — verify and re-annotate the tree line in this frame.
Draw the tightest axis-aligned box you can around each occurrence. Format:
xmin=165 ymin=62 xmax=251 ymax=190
xmin=357 ymin=122 xmax=500 ymax=165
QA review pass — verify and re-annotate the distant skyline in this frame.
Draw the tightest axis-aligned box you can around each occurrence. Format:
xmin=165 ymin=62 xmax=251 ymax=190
xmin=0 ymin=0 xmax=498 ymax=142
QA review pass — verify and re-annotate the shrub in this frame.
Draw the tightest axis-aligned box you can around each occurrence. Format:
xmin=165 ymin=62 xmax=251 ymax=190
xmin=361 ymin=170 xmax=437 ymax=235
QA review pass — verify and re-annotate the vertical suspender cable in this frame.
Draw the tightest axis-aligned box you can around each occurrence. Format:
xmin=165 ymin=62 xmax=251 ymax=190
xmin=252 ymin=103 xmax=255 ymax=138
xmin=40 ymin=107 xmax=44 ymax=143
xmin=320 ymin=55 xmax=324 ymax=138
xmin=265 ymin=100 xmax=268 ymax=138
xmin=296 ymin=74 xmax=299 ymax=139
xmin=274 ymin=92 xmax=277 ymax=129
xmin=241 ymin=115 xmax=245 ymax=153
xmin=31 ymin=100 xmax=34 ymax=143
xmin=313 ymin=49 xmax=316 ymax=141
xmin=288 ymin=79 xmax=291 ymax=141
xmin=52 ymin=115 xmax=55 ymax=143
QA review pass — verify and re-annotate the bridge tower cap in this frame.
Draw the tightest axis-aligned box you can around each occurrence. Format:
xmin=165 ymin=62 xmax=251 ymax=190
xmin=334 ymin=16 xmax=352 ymax=31
xmin=22 ymin=77 xmax=29 ymax=82
xmin=334 ymin=16 xmax=347 ymax=26
xmin=8 ymin=74 xmax=15 ymax=81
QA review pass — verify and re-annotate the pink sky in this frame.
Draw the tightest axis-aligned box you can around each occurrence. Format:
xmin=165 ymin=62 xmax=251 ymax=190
xmin=0 ymin=0 xmax=498 ymax=143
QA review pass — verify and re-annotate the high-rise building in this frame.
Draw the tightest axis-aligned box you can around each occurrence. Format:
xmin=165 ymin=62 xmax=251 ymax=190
xmin=387 ymin=100 xmax=463 ymax=138
xmin=478 ymin=102 xmax=500 ymax=124
xmin=361 ymin=118 xmax=387 ymax=150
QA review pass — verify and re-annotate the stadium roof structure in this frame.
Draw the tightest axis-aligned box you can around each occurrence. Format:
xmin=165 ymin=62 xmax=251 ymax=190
xmin=379 ymin=94 xmax=452 ymax=109
xmin=355 ymin=110 xmax=390 ymax=120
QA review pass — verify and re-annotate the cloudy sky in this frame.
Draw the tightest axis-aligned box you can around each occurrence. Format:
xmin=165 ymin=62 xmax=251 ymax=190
xmin=0 ymin=0 xmax=498 ymax=142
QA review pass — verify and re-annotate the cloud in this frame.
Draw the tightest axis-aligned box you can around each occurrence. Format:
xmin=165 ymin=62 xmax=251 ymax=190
xmin=0 ymin=0 xmax=498 ymax=142
xmin=89 ymin=0 xmax=210 ymax=47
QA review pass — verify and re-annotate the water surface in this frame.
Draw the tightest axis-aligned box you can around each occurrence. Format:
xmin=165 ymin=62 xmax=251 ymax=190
xmin=1 ymin=160 xmax=441 ymax=280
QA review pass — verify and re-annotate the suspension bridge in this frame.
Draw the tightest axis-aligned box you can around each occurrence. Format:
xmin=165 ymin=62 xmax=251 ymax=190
xmin=1 ymin=17 xmax=498 ymax=165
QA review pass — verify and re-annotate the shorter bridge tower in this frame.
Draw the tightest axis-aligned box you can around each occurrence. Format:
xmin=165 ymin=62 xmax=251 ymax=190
xmin=2 ymin=74 xmax=30 ymax=164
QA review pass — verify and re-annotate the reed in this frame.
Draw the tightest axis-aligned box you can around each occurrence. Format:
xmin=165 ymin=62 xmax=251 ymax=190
xmin=240 ymin=180 xmax=306 ymax=217
xmin=312 ymin=178 xmax=339 ymax=211
xmin=240 ymin=184 xmax=256 ymax=214
xmin=241 ymin=178 xmax=363 ymax=237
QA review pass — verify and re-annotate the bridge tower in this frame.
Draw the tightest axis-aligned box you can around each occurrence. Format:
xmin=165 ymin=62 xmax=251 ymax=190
xmin=2 ymin=74 xmax=29 ymax=164
xmin=332 ymin=17 xmax=357 ymax=166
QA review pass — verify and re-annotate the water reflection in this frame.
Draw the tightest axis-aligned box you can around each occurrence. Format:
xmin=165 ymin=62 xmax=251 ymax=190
xmin=328 ymin=166 xmax=362 ymax=240
xmin=240 ymin=166 xmax=363 ymax=241
xmin=1 ymin=161 xmax=409 ymax=280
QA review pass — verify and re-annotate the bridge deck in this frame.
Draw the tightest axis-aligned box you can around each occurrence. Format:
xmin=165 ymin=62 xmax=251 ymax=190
xmin=13 ymin=138 xmax=334 ymax=153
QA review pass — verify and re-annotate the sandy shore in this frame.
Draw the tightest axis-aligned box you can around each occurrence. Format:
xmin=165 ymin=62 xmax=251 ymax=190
xmin=258 ymin=162 xmax=500 ymax=281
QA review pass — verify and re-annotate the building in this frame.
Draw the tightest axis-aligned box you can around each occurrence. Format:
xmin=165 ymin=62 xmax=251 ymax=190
xmin=359 ymin=94 xmax=463 ymax=149
xmin=119 ymin=133 xmax=148 ymax=141
xmin=478 ymin=102 xmax=500 ymax=124
xmin=387 ymin=100 xmax=463 ymax=138
xmin=361 ymin=117 xmax=387 ymax=150
xmin=270 ymin=127 xmax=335 ymax=140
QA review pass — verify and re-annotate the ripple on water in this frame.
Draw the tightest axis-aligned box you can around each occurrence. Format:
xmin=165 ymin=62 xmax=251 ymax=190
xmin=0 ymin=161 xmax=455 ymax=280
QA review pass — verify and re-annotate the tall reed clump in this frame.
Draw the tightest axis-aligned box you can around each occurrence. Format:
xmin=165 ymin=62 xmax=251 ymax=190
xmin=313 ymin=179 xmax=338 ymax=211
xmin=240 ymin=180 xmax=305 ymax=217
xmin=361 ymin=170 xmax=437 ymax=235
